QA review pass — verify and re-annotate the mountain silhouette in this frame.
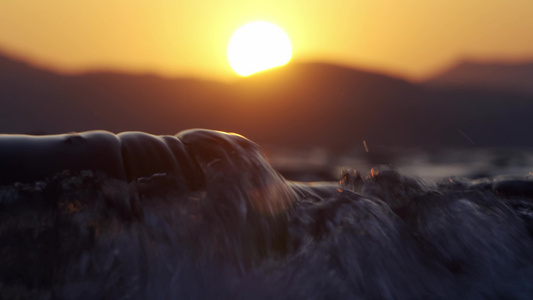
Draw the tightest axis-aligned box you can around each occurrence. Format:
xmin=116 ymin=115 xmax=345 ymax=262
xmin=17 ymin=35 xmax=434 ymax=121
xmin=1 ymin=52 xmax=532 ymax=151
xmin=424 ymin=60 xmax=533 ymax=95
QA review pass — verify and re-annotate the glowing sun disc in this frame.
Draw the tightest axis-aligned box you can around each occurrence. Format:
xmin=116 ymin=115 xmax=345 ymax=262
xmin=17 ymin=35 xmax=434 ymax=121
xmin=228 ymin=21 xmax=292 ymax=76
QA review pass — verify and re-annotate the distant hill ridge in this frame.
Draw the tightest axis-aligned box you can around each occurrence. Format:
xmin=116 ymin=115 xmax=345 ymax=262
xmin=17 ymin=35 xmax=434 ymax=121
xmin=424 ymin=60 xmax=533 ymax=95
xmin=1 ymin=52 xmax=532 ymax=150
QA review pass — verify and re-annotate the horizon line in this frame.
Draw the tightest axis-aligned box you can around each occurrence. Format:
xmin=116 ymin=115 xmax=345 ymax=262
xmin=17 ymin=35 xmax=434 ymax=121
xmin=2 ymin=45 xmax=533 ymax=84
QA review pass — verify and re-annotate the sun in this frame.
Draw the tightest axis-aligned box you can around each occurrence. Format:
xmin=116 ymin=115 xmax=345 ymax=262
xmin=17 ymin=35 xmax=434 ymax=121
xmin=227 ymin=21 xmax=292 ymax=76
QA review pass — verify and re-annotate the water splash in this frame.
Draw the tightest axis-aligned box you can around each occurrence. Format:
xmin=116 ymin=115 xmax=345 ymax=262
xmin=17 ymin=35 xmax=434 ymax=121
xmin=1 ymin=130 xmax=533 ymax=299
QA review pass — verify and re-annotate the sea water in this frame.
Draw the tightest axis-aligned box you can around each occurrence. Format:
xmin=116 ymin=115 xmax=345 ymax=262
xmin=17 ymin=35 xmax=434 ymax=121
xmin=1 ymin=131 xmax=533 ymax=299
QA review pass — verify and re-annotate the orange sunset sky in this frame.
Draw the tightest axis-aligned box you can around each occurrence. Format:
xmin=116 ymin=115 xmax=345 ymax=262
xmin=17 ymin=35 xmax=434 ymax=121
xmin=1 ymin=0 xmax=533 ymax=81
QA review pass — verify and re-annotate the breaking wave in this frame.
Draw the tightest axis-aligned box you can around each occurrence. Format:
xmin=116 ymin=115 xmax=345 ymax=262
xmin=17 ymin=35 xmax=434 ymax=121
xmin=1 ymin=129 xmax=533 ymax=299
